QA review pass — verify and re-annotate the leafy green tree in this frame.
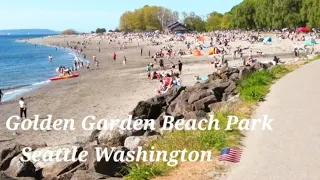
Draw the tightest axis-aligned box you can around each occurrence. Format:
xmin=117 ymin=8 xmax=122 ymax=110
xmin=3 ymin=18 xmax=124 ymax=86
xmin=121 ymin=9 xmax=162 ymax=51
xmin=96 ymin=28 xmax=106 ymax=33
xmin=206 ymin=12 xmax=223 ymax=31
xmin=184 ymin=16 xmax=206 ymax=32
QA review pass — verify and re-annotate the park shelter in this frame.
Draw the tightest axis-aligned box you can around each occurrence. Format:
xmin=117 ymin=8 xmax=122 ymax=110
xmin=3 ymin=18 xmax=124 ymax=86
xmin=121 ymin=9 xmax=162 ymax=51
xmin=263 ymin=37 xmax=272 ymax=43
xmin=167 ymin=22 xmax=189 ymax=33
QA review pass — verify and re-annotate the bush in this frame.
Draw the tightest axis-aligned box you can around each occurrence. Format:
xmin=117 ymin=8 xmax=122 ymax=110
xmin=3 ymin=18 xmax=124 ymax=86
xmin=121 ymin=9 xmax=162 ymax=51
xmin=60 ymin=29 xmax=77 ymax=35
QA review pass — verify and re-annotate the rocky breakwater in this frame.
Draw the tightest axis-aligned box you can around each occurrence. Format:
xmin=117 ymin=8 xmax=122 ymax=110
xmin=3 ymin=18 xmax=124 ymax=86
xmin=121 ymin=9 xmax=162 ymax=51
xmin=0 ymin=61 xmax=273 ymax=179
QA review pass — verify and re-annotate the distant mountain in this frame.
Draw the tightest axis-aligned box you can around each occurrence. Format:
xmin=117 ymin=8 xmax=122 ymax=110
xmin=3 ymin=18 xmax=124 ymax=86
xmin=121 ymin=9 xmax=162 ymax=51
xmin=0 ymin=29 xmax=60 ymax=35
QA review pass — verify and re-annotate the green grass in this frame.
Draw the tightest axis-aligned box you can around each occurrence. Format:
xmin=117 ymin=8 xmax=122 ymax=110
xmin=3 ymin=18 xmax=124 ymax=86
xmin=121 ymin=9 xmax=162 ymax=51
xmin=237 ymin=65 xmax=291 ymax=102
xmin=125 ymin=111 xmax=242 ymax=180
xmin=125 ymin=58 xmax=320 ymax=180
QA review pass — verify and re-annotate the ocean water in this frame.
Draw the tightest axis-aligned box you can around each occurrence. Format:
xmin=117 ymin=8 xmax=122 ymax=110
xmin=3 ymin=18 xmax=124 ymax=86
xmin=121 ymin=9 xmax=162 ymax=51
xmin=0 ymin=35 xmax=78 ymax=102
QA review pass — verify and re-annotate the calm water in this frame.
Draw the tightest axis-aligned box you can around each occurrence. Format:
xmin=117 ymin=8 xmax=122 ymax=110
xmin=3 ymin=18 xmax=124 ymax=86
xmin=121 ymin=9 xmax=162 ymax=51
xmin=0 ymin=35 xmax=77 ymax=102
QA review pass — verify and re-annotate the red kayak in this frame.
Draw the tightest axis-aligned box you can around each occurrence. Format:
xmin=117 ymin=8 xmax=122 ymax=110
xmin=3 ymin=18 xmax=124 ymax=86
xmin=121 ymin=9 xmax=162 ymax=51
xmin=50 ymin=73 xmax=80 ymax=81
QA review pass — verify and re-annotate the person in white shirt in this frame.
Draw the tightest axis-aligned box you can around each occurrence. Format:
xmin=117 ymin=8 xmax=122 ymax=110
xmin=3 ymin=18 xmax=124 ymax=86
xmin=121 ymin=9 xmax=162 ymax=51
xmin=19 ymin=97 xmax=27 ymax=119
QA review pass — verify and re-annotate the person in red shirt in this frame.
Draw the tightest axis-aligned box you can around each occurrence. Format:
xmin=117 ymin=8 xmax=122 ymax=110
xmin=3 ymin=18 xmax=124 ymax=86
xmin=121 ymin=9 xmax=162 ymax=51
xmin=113 ymin=53 xmax=117 ymax=60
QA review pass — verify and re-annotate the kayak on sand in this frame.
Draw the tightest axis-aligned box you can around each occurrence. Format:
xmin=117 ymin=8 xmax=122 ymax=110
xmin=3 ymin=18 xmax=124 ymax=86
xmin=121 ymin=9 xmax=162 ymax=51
xmin=50 ymin=73 xmax=80 ymax=81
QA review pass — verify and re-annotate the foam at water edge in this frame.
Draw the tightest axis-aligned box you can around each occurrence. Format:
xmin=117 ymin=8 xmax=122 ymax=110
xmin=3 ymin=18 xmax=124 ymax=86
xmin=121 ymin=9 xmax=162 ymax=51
xmin=2 ymin=80 xmax=51 ymax=102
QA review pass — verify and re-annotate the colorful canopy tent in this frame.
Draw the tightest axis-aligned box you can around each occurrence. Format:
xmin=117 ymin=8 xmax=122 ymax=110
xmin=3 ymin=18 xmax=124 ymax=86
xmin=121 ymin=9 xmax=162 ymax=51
xmin=297 ymin=27 xmax=311 ymax=33
xmin=305 ymin=39 xmax=317 ymax=46
xmin=209 ymin=48 xmax=215 ymax=55
xmin=263 ymin=37 xmax=272 ymax=43
xmin=193 ymin=49 xmax=201 ymax=56
xmin=198 ymin=35 xmax=205 ymax=43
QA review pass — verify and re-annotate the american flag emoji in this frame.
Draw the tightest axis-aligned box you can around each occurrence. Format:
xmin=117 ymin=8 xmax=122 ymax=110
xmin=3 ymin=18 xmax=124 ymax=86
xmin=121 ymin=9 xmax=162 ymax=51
xmin=219 ymin=147 xmax=243 ymax=163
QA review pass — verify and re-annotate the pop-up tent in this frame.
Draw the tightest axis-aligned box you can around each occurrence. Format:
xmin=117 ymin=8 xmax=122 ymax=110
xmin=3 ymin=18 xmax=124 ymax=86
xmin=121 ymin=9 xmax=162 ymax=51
xmin=297 ymin=27 xmax=311 ymax=33
xmin=193 ymin=49 xmax=201 ymax=56
xmin=305 ymin=39 xmax=317 ymax=46
xmin=263 ymin=37 xmax=272 ymax=43
xmin=209 ymin=48 xmax=215 ymax=55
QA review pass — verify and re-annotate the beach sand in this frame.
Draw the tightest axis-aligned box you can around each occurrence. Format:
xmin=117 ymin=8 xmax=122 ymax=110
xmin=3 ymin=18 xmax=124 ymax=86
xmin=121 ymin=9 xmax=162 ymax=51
xmin=0 ymin=34 xmax=316 ymax=148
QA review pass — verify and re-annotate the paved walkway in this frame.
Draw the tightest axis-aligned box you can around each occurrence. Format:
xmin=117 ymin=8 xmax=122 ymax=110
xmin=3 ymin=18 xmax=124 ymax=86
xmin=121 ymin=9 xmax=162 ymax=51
xmin=227 ymin=60 xmax=320 ymax=180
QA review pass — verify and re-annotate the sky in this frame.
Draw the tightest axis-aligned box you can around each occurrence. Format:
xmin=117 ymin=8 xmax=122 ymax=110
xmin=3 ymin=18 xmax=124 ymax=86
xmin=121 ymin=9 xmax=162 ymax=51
xmin=0 ymin=0 xmax=242 ymax=32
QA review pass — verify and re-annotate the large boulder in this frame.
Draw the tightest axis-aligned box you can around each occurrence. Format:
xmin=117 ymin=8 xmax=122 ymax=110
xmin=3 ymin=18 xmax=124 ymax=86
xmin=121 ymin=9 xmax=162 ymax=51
xmin=224 ymin=81 xmax=237 ymax=96
xmin=131 ymin=99 xmax=165 ymax=120
xmin=211 ymin=81 xmax=230 ymax=101
xmin=192 ymin=95 xmax=217 ymax=111
xmin=23 ymin=145 xmax=82 ymax=179
xmin=124 ymin=136 xmax=159 ymax=151
xmin=0 ymin=143 xmax=25 ymax=171
xmin=164 ymin=86 xmax=185 ymax=105
xmin=85 ymin=145 xmax=124 ymax=176
xmin=4 ymin=154 xmax=36 ymax=178
xmin=97 ymin=120 xmax=144 ymax=147
xmin=208 ymin=72 xmax=222 ymax=81
xmin=0 ymin=172 xmax=16 ymax=180
xmin=229 ymin=73 xmax=239 ymax=82
xmin=70 ymin=170 xmax=109 ymax=180
xmin=172 ymin=101 xmax=193 ymax=116
xmin=238 ymin=66 xmax=252 ymax=79
xmin=188 ymin=89 xmax=213 ymax=104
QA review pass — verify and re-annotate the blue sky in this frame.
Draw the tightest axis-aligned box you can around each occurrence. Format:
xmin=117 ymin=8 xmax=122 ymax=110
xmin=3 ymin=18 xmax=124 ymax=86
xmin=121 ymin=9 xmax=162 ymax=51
xmin=0 ymin=0 xmax=242 ymax=32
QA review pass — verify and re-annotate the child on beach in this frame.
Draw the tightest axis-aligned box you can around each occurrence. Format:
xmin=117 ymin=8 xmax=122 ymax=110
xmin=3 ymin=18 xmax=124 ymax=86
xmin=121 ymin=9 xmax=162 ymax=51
xmin=146 ymin=64 xmax=151 ymax=79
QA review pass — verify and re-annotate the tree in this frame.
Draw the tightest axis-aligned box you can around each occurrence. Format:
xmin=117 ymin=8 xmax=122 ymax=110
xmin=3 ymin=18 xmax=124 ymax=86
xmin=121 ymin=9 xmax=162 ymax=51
xmin=206 ymin=12 xmax=223 ymax=31
xmin=61 ymin=29 xmax=77 ymax=35
xmin=184 ymin=16 xmax=206 ymax=32
xmin=220 ymin=13 xmax=232 ymax=29
xmin=96 ymin=28 xmax=106 ymax=34
xmin=119 ymin=5 xmax=180 ymax=31
xmin=301 ymin=0 xmax=320 ymax=28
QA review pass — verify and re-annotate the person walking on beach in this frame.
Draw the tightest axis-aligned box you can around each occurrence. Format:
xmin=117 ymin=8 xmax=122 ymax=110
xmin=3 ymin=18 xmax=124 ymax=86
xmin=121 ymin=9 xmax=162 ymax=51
xmin=19 ymin=97 xmax=27 ymax=119
xmin=113 ymin=52 xmax=117 ymax=61
xmin=0 ymin=89 xmax=3 ymax=103
xmin=178 ymin=60 xmax=183 ymax=75
xmin=140 ymin=48 xmax=143 ymax=56
xmin=123 ymin=56 xmax=127 ymax=65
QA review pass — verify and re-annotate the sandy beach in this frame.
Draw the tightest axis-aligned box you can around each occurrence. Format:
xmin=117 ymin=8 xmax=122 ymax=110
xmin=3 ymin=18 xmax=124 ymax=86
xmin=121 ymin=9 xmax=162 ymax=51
xmin=0 ymin=33 xmax=318 ymax=148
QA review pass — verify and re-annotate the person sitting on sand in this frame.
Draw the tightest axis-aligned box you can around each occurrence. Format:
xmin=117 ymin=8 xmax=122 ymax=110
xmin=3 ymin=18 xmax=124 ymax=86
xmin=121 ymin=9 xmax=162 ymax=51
xmin=173 ymin=73 xmax=182 ymax=87
xmin=164 ymin=74 xmax=173 ymax=88
xmin=157 ymin=80 xmax=166 ymax=94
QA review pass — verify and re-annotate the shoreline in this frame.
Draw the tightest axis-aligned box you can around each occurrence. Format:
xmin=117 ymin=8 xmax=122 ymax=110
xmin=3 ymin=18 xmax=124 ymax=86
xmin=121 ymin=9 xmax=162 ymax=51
xmin=2 ymin=37 xmax=86 ymax=102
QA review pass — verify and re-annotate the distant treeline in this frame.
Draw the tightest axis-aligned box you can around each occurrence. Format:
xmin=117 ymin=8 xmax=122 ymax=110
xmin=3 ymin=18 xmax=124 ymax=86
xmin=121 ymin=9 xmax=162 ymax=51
xmin=118 ymin=0 xmax=320 ymax=32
